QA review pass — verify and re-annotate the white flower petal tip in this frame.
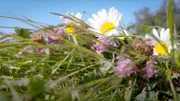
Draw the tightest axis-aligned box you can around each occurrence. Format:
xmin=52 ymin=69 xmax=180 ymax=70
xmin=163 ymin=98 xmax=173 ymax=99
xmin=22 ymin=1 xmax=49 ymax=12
xmin=75 ymin=12 xmax=82 ymax=19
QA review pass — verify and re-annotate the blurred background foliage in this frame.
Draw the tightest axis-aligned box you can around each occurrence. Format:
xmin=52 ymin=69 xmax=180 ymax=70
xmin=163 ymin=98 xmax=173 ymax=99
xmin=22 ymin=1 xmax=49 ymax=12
xmin=133 ymin=0 xmax=180 ymax=35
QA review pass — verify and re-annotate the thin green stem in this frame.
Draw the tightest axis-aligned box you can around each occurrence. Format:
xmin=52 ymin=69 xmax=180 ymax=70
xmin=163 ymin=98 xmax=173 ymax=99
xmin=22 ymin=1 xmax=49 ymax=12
xmin=167 ymin=0 xmax=175 ymax=60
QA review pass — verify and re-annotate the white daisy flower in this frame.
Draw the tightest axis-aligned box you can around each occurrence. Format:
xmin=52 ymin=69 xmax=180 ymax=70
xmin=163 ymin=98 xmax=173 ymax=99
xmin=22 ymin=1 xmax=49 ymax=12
xmin=60 ymin=12 xmax=82 ymax=33
xmin=145 ymin=28 xmax=173 ymax=55
xmin=87 ymin=7 xmax=122 ymax=36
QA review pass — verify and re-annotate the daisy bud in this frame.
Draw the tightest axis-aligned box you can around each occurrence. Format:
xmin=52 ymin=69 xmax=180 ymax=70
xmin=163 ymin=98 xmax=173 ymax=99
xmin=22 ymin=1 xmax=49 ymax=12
xmin=30 ymin=32 xmax=44 ymax=42
xmin=132 ymin=38 xmax=153 ymax=56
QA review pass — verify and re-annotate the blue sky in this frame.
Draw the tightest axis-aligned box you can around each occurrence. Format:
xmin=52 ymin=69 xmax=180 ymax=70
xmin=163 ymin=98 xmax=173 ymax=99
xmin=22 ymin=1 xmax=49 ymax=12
xmin=0 ymin=0 xmax=162 ymax=33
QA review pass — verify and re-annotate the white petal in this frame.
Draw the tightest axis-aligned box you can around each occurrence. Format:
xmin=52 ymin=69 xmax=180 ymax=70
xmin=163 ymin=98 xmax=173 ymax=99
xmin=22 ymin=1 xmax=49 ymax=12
xmin=160 ymin=28 xmax=171 ymax=46
xmin=115 ymin=12 xmax=122 ymax=26
xmin=97 ymin=10 xmax=106 ymax=24
xmin=101 ymin=9 xmax=108 ymax=22
xmin=160 ymin=28 xmax=165 ymax=36
xmin=107 ymin=7 xmax=122 ymax=27
xmin=108 ymin=7 xmax=114 ymax=23
xmin=87 ymin=18 xmax=100 ymax=29
xmin=92 ymin=14 xmax=102 ymax=25
xmin=75 ymin=12 xmax=82 ymax=19
xmin=164 ymin=28 xmax=170 ymax=42
xmin=97 ymin=11 xmax=103 ymax=19
xmin=111 ymin=10 xmax=118 ymax=24
xmin=112 ymin=8 xmax=119 ymax=23
xmin=152 ymin=29 xmax=160 ymax=39
xmin=108 ymin=7 xmax=116 ymax=23
xmin=60 ymin=16 xmax=71 ymax=24
xmin=160 ymin=28 xmax=165 ymax=40
xmin=97 ymin=10 xmax=102 ymax=17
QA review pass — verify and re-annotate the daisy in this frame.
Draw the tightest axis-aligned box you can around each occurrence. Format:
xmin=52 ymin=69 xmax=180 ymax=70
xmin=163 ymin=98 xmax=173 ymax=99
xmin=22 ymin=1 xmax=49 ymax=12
xmin=60 ymin=12 xmax=82 ymax=33
xmin=87 ymin=7 xmax=122 ymax=36
xmin=145 ymin=28 xmax=173 ymax=55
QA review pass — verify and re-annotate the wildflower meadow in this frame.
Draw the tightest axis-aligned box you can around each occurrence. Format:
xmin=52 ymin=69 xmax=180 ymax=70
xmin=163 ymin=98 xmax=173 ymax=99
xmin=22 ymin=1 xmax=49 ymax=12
xmin=0 ymin=0 xmax=180 ymax=101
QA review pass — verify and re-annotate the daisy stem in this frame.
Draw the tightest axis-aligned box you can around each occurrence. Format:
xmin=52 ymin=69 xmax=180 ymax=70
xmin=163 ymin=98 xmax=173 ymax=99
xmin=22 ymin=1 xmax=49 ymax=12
xmin=167 ymin=0 xmax=175 ymax=60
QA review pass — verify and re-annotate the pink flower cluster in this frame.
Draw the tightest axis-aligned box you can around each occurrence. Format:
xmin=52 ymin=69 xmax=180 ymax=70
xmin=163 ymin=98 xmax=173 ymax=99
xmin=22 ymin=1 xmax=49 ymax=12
xmin=143 ymin=60 xmax=156 ymax=78
xmin=91 ymin=35 xmax=118 ymax=54
xmin=46 ymin=27 xmax=65 ymax=43
xmin=91 ymin=35 xmax=110 ymax=54
xmin=114 ymin=56 xmax=156 ymax=79
xmin=114 ymin=57 xmax=135 ymax=78
xmin=18 ymin=27 xmax=65 ymax=55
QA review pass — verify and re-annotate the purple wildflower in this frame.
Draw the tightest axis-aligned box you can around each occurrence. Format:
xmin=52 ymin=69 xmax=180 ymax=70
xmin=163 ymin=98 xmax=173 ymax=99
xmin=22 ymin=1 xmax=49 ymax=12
xmin=53 ymin=27 xmax=65 ymax=36
xmin=36 ymin=49 xmax=46 ymax=54
xmin=18 ymin=46 xmax=33 ymax=55
xmin=43 ymin=33 xmax=58 ymax=43
xmin=42 ymin=27 xmax=65 ymax=43
xmin=143 ymin=60 xmax=156 ymax=78
xmin=143 ymin=68 xmax=155 ymax=79
xmin=115 ymin=58 xmax=135 ymax=78
xmin=47 ymin=34 xmax=57 ymax=43
xmin=112 ymin=42 xmax=119 ymax=48
xmin=91 ymin=35 xmax=110 ymax=54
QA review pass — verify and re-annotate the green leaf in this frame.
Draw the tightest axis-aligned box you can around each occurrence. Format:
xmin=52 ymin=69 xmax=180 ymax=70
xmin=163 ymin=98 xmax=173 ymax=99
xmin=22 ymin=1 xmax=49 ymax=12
xmin=14 ymin=27 xmax=30 ymax=38
xmin=135 ymin=87 xmax=156 ymax=101
xmin=28 ymin=77 xmax=45 ymax=97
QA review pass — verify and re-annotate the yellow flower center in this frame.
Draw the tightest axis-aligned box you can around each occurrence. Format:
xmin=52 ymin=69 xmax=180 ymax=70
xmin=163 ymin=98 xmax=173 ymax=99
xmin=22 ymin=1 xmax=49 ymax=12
xmin=65 ymin=22 xmax=76 ymax=33
xmin=100 ymin=22 xmax=115 ymax=34
xmin=155 ymin=42 xmax=168 ymax=55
